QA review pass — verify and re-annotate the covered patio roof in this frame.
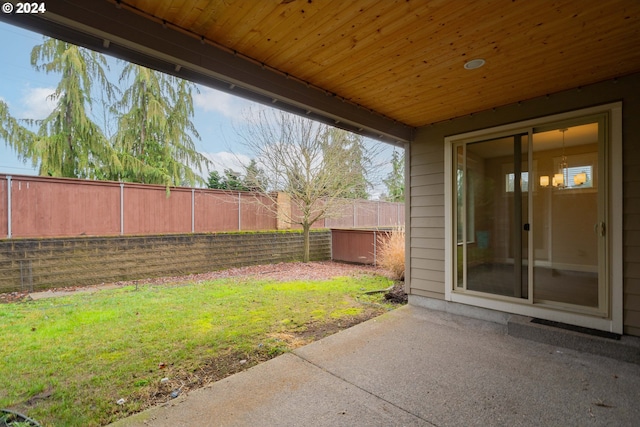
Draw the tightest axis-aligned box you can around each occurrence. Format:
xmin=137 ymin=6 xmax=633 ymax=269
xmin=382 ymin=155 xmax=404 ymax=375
xmin=2 ymin=0 xmax=639 ymax=144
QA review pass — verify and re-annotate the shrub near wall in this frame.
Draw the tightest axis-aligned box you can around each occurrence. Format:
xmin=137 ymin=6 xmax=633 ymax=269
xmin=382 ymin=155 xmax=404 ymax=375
xmin=0 ymin=230 xmax=331 ymax=293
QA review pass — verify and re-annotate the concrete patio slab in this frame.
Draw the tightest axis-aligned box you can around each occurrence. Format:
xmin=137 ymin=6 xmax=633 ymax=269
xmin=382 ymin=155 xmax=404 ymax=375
xmin=110 ymin=305 xmax=640 ymax=427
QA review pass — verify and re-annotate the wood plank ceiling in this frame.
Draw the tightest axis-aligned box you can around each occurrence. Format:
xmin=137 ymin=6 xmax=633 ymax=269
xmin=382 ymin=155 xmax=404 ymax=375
xmin=112 ymin=0 xmax=640 ymax=129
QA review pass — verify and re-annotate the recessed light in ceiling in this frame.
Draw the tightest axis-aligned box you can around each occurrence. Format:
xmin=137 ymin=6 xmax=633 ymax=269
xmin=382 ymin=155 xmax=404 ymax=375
xmin=464 ymin=58 xmax=486 ymax=70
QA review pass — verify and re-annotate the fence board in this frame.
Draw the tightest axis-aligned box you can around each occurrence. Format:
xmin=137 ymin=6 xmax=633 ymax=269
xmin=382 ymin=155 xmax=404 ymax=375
xmin=194 ymin=190 xmax=241 ymax=232
xmin=9 ymin=176 xmax=120 ymax=238
xmin=240 ymin=193 xmax=278 ymax=230
xmin=124 ymin=185 xmax=192 ymax=234
xmin=325 ymin=202 xmax=356 ymax=228
xmin=355 ymin=200 xmax=377 ymax=227
xmin=0 ymin=174 xmax=403 ymax=238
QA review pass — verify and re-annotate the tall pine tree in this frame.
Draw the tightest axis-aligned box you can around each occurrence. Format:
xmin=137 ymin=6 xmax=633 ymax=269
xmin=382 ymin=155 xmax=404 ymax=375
xmin=383 ymin=150 xmax=404 ymax=202
xmin=29 ymin=38 xmax=118 ymax=178
xmin=0 ymin=100 xmax=35 ymax=165
xmin=111 ymin=64 xmax=207 ymax=187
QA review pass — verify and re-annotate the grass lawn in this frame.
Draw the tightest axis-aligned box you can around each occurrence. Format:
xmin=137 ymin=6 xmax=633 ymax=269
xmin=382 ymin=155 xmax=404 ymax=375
xmin=0 ymin=274 xmax=396 ymax=426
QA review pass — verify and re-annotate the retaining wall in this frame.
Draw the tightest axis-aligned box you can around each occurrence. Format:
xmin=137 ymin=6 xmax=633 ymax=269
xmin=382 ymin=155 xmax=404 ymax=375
xmin=0 ymin=230 xmax=331 ymax=293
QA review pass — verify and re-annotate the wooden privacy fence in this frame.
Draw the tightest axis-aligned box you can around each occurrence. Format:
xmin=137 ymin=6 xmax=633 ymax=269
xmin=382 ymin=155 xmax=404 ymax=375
xmin=0 ymin=174 xmax=404 ymax=239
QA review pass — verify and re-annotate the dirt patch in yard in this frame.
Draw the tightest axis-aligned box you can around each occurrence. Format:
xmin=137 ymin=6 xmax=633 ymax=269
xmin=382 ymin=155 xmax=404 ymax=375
xmin=134 ymin=305 xmax=391 ymax=409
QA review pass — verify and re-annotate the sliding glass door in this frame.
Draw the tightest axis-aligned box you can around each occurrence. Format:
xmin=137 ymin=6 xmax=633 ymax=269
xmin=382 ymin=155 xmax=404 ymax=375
xmin=530 ymin=121 xmax=606 ymax=312
xmin=454 ymin=116 xmax=607 ymax=315
xmin=456 ymin=133 xmax=529 ymax=299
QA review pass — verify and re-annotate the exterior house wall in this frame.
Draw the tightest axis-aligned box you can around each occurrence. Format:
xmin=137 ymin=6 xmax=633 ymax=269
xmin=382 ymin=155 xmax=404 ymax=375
xmin=408 ymin=72 xmax=640 ymax=336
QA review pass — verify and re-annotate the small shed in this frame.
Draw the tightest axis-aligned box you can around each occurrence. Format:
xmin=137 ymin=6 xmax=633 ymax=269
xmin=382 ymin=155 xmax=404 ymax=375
xmin=331 ymin=228 xmax=394 ymax=265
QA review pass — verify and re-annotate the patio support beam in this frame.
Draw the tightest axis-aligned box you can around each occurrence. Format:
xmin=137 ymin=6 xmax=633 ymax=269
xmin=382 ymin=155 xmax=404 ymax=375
xmin=0 ymin=0 xmax=414 ymax=144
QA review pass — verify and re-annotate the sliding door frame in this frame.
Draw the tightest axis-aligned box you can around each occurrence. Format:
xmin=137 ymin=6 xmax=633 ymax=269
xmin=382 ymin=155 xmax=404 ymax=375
xmin=444 ymin=103 xmax=622 ymax=333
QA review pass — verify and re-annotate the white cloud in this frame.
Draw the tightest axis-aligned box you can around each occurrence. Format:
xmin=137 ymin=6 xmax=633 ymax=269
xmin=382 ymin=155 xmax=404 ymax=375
xmin=202 ymin=151 xmax=251 ymax=175
xmin=19 ymin=86 xmax=57 ymax=120
xmin=193 ymin=86 xmax=253 ymax=120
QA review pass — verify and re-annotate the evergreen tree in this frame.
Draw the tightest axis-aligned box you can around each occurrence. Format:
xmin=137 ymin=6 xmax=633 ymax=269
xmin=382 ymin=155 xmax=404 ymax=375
xmin=222 ymin=169 xmax=247 ymax=191
xmin=383 ymin=150 xmax=404 ymax=202
xmin=322 ymin=128 xmax=370 ymax=199
xmin=28 ymin=38 xmax=118 ymax=178
xmin=206 ymin=168 xmax=252 ymax=191
xmin=112 ymin=64 xmax=207 ymax=187
xmin=206 ymin=170 xmax=224 ymax=189
xmin=0 ymin=101 xmax=35 ymax=165
xmin=243 ymin=159 xmax=266 ymax=191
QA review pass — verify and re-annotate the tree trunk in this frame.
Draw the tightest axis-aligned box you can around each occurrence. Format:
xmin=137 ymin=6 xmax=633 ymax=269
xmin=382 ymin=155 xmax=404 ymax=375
xmin=302 ymin=223 xmax=311 ymax=263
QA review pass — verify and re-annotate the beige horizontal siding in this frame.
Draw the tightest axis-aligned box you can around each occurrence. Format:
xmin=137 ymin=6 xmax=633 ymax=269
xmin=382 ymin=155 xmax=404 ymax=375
xmin=411 ymin=247 xmax=445 ymax=261
xmin=410 ymin=279 xmax=446 ymax=296
xmin=625 ymin=294 xmax=640 ymax=311
xmin=411 ymin=237 xmax=444 ymax=250
xmin=411 ymin=227 xmax=445 ymax=239
xmin=624 ymin=176 xmax=640 ymax=334
xmin=412 ymin=267 xmax=445 ymax=283
xmin=411 ymin=288 xmax=445 ymax=300
xmin=411 ymin=182 xmax=445 ymax=197
xmin=411 ymin=194 xmax=445 ymax=207
xmin=411 ymin=259 xmax=445 ymax=272
xmin=408 ymin=131 xmax=446 ymax=298
xmin=411 ymin=206 xmax=445 ymax=218
xmin=411 ymin=217 xmax=445 ymax=228
xmin=411 ymin=161 xmax=444 ymax=176
xmin=411 ymin=139 xmax=444 ymax=156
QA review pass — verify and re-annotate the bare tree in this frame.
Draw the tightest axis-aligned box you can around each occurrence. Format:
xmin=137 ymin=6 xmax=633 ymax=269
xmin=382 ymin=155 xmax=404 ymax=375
xmin=238 ymin=107 xmax=372 ymax=262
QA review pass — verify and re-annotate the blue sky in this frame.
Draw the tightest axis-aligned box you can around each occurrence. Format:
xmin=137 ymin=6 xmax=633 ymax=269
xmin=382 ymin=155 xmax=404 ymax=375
xmin=0 ymin=21 xmax=395 ymax=196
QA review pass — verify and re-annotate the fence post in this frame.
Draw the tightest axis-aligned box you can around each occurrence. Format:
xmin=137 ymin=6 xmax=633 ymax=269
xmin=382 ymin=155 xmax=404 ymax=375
xmin=6 ymin=175 xmax=11 ymax=238
xmin=353 ymin=201 xmax=356 ymax=228
xmin=373 ymin=230 xmax=377 ymax=265
xmin=238 ymin=192 xmax=241 ymax=230
xmin=330 ymin=228 xmax=333 ymax=260
xmin=191 ymin=188 xmax=195 ymax=233
xmin=120 ymin=182 xmax=124 ymax=235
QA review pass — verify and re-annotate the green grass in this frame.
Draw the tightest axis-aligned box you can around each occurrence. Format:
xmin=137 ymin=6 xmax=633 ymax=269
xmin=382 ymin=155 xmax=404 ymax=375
xmin=0 ymin=274 xmax=395 ymax=427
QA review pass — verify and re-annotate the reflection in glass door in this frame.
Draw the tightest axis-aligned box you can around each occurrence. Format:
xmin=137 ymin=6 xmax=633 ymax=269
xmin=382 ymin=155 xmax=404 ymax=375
xmin=531 ymin=122 xmax=604 ymax=311
xmin=455 ymin=119 xmax=606 ymax=314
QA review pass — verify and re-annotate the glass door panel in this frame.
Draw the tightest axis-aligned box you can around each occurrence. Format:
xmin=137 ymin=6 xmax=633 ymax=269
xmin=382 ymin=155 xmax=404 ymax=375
xmin=456 ymin=134 xmax=529 ymax=299
xmin=531 ymin=122 xmax=603 ymax=309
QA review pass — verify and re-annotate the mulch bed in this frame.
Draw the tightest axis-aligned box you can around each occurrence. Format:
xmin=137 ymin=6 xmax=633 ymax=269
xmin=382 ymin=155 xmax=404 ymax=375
xmin=1 ymin=261 xmax=406 ymax=303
